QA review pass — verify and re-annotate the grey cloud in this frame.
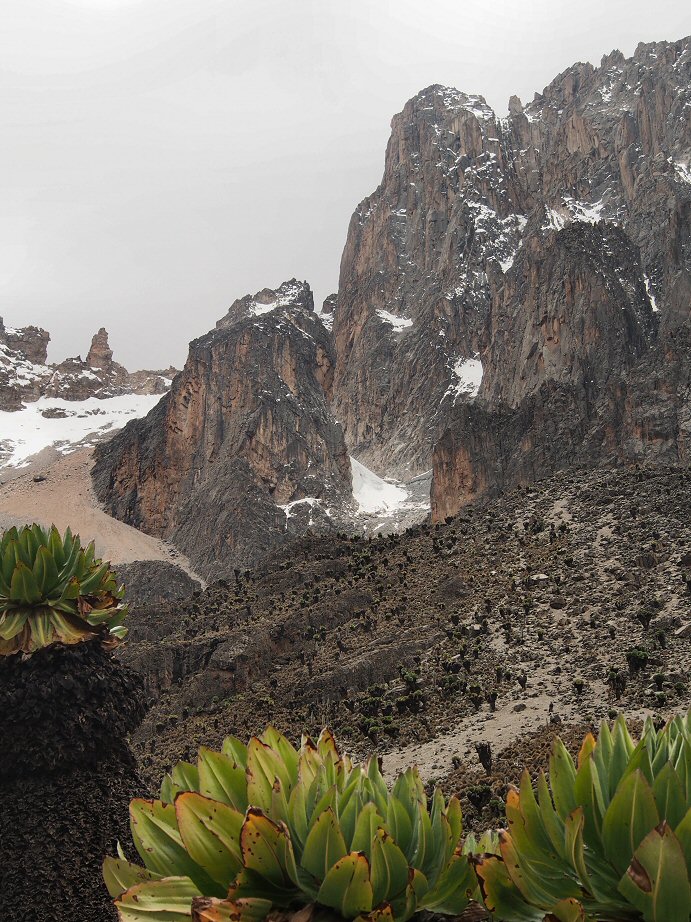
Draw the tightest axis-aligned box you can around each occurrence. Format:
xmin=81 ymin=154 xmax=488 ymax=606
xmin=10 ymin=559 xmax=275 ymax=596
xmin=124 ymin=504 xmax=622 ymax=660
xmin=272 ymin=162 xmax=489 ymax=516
xmin=1 ymin=0 xmax=689 ymax=368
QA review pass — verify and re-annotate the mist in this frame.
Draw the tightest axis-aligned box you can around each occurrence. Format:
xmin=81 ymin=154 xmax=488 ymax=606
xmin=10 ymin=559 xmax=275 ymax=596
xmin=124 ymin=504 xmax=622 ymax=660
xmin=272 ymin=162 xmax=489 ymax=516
xmin=2 ymin=0 xmax=689 ymax=368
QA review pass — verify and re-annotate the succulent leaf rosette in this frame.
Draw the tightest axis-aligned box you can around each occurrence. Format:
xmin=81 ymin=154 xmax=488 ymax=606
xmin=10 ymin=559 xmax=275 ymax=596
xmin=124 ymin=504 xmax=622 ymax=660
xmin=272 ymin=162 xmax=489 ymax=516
xmin=104 ymin=727 xmax=476 ymax=922
xmin=475 ymin=711 xmax=691 ymax=922
xmin=0 ymin=524 xmax=128 ymax=655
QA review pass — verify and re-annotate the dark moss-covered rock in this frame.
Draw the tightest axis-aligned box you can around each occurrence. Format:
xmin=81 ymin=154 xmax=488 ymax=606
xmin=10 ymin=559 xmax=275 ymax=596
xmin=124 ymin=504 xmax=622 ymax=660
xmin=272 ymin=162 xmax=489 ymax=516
xmin=114 ymin=559 xmax=201 ymax=608
xmin=0 ymin=639 xmax=145 ymax=778
xmin=0 ymin=640 xmax=146 ymax=921
xmin=1 ymin=750 xmax=141 ymax=922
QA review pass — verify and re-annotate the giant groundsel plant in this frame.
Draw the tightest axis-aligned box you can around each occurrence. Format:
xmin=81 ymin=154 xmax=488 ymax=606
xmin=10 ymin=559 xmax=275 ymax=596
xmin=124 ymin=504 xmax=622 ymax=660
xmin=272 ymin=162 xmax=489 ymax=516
xmin=475 ymin=711 xmax=691 ymax=922
xmin=0 ymin=524 xmax=128 ymax=654
xmin=104 ymin=727 xmax=477 ymax=922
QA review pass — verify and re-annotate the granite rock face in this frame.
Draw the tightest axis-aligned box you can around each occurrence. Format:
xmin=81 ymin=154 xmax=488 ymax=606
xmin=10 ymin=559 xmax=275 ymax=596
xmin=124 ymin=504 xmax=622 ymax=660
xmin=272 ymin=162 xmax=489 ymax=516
xmin=92 ymin=281 xmax=353 ymax=580
xmin=0 ymin=319 xmax=176 ymax=410
xmin=481 ymin=220 xmax=658 ymax=406
xmin=432 ymin=323 xmax=691 ymax=522
xmin=83 ymin=36 xmax=691 ymax=560
xmin=332 ymin=87 xmax=505 ymax=476
xmin=429 ymin=39 xmax=691 ymax=517
xmin=332 ymin=37 xmax=691 ymax=485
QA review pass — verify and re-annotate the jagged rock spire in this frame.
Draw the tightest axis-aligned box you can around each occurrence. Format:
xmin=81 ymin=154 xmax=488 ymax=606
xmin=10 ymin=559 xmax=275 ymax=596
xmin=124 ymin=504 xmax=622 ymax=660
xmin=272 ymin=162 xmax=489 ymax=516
xmin=86 ymin=328 xmax=114 ymax=370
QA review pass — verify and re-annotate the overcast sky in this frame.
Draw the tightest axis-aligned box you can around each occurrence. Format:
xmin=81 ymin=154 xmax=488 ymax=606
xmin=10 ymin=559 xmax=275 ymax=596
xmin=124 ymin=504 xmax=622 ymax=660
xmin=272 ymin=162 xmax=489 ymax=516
xmin=2 ymin=0 xmax=689 ymax=369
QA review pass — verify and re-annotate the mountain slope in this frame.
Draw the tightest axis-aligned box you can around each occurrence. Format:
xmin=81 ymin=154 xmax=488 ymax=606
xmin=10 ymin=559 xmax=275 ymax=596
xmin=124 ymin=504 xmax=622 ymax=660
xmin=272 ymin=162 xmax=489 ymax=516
xmin=123 ymin=463 xmax=691 ymax=788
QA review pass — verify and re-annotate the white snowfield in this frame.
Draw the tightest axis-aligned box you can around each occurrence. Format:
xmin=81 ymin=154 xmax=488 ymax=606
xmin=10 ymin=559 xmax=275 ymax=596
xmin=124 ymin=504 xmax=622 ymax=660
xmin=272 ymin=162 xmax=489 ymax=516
xmin=376 ymin=309 xmax=414 ymax=332
xmin=0 ymin=394 xmax=163 ymax=471
xmin=351 ymin=457 xmax=408 ymax=514
xmin=443 ymin=356 xmax=483 ymax=403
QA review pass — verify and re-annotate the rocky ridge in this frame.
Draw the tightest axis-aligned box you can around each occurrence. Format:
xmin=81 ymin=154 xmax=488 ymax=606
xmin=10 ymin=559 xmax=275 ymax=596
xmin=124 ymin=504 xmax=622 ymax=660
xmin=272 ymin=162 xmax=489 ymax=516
xmin=0 ymin=318 xmax=176 ymax=411
xmin=92 ymin=280 xmax=355 ymax=581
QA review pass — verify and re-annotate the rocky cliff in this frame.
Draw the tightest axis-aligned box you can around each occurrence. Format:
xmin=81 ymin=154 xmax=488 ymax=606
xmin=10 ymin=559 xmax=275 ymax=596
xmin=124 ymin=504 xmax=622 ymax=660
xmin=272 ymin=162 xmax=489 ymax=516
xmin=92 ymin=281 xmax=354 ymax=579
xmin=0 ymin=319 xmax=175 ymax=411
xmin=332 ymin=37 xmax=691 ymax=485
xmin=428 ymin=38 xmax=691 ymax=517
xmin=0 ymin=318 xmax=52 ymax=410
xmin=92 ymin=37 xmax=691 ymax=559
xmin=332 ymin=86 xmax=507 ymax=476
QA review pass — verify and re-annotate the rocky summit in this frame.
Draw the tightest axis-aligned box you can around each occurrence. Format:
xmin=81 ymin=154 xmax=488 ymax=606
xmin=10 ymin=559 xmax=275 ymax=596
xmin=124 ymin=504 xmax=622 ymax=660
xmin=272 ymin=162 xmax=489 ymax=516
xmin=92 ymin=280 xmax=354 ymax=581
xmin=0 ymin=318 xmax=175 ymax=412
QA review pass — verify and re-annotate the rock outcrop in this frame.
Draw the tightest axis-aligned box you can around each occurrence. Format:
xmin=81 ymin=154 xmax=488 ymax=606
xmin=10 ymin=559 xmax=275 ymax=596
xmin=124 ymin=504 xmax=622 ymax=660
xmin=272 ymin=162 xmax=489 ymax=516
xmin=0 ymin=319 xmax=176 ymax=411
xmin=86 ymin=327 xmax=117 ymax=370
xmin=46 ymin=328 xmax=174 ymax=402
xmin=0 ymin=317 xmax=52 ymax=410
xmin=332 ymin=37 xmax=691 ymax=485
xmin=92 ymin=280 xmax=353 ymax=579
xmin=113 ymin=560 xmax=201 ymax=608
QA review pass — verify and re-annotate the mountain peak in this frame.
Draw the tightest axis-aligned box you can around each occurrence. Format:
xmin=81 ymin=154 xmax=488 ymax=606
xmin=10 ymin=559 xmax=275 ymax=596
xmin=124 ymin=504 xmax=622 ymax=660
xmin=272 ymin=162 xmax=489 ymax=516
xmin=404 ymin=84 xmax=496 ymax=124
xmin=216 ymin=279 xmax=314 ymax=330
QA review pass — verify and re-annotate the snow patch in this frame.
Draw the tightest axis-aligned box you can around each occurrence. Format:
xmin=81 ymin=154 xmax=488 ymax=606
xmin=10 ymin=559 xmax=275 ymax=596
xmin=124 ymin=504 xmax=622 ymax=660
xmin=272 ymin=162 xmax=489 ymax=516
xmin=376 ymin=310 xmax=413 ymax=332
xmin=278 ymin=497 xmax=327 ymax=528
xmin=544 ymin=197 xmax=610 ymax=233
xmin=643 ymin=274 xmax=660 ymax=313
xmin=249 ymin=302 xmax=277 ymax=316
xmin=673 ymin=161 xmax=691 ymax=184
xmin=543 ymin=207 xmax=566 ymax=231
xmin=351 ymin=458 xmax=408 ymax=515
xmin=0 ymin=394 xmax=164 ymax=470
xmin=563 ymin=196 xmax=605 ymax=223
xmin=247 ymin=281 xmax=306 ymax=317
xmin=444 ymin=357 xmax=483 ymax=402
xmin=313 ymin=308 xmax=334 ymax=332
